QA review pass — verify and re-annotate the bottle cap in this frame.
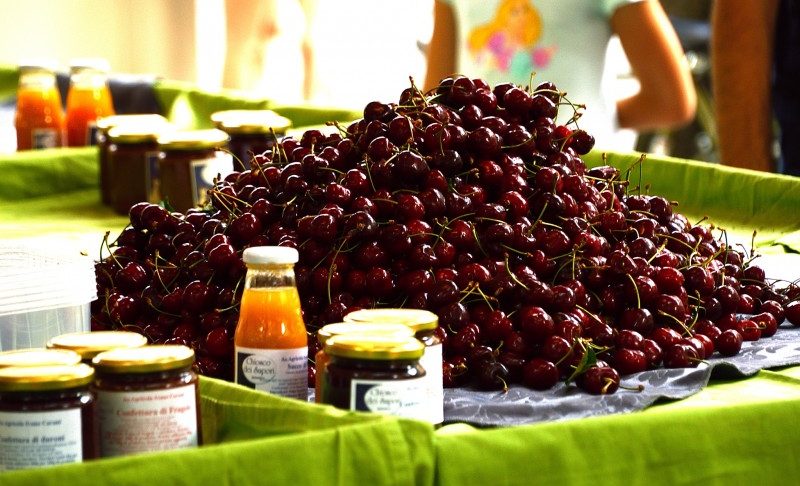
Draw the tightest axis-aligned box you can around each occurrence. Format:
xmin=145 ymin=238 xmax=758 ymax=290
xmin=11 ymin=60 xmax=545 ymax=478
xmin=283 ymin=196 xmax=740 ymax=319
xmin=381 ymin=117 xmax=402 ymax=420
xmin=92 ymin=345 xmax=195 ymax=374
xmin=47 ymin=331 xmax=148 ymax=360
xmin=325 ymin=334 xmax=424 ymax=361
xmin=68 ymin=58 xmax=111 ymax=73
xmin=0 ymin=364 xmax=94 ymax=392
xmin=344 ymin=308 xmax=439 ymax=332
xmin=243 ymin=246 xmax=299 ymax=265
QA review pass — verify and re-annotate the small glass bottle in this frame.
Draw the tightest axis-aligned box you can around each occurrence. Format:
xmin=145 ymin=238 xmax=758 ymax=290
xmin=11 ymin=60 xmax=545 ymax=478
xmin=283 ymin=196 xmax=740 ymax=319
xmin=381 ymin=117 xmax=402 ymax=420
xmin=0 ymin=364 xmax=98 ymax=470
xmin=234 ymin=246 xmax=308 ymax=401
xmin=211 ymin=109 xmax=291 ymax=171
xmin=321 ymin=334 xmax=426 ymax=420
xmin=157 ymin=129 xmax=232 ymax=212
xmin=65 ymin=59 xmax=115 ymax=147
xmin=14 ymin=63 xmax=65 ymax=151
xmin=314 ymin=322 xmax=413 ymax=403
xmin=91 ymin=345 xmax=200 ymax=458
xmin=344 ymin=308 xmax=443 ymax=425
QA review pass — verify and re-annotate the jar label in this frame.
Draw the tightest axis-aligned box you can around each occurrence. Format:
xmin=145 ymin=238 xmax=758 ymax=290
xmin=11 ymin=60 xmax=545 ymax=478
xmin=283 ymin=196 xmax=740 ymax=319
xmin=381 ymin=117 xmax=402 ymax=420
xmin=420 ymin=342 xmax=444 ymax=424
xmin=146 ymin=150 xmax=161 ymax=203
xmin=350 ymin=377 xmax=427 ymax=420
xmin=0 ymin=408 xmax=83 ymax=471
xmin=235 ymin=346 xmax=308 ymax=401
xmin=190 ymin=153 xmax=234 ymax=207
xmin=97 ymin=384 xmax=198 ymax=457
xmin=31 ymin=128 xmax=59 ymax=149
xmin=86 ymin=121 xmax=99 ymax=146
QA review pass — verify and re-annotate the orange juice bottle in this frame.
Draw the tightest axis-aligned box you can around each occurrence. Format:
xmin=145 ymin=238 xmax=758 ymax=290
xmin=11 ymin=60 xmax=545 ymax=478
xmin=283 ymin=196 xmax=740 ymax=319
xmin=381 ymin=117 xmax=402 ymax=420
xmin=234 ymin=246 xmax=308 ymax=400
xmin=65 ymin=59 xmax=114 ymax=147
xmin=14 ymin=63 xmax=65 ymax=150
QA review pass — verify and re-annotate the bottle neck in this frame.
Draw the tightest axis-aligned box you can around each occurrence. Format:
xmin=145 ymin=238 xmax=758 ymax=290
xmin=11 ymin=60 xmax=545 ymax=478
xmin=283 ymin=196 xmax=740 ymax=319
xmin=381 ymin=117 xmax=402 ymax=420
xmin=244 ymin=263 xmax=297 ymax=290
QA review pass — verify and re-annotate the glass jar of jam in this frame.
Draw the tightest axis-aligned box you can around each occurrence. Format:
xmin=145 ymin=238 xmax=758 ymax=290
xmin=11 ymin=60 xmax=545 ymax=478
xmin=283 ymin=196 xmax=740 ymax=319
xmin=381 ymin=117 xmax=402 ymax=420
xmin=14 ymin=62 xmax=65 ymax=151
xmin=314 ymin=322 xmax=413 ymax=404
xmin=65 ymin=59 xmax=115 ymax=147
xmin=211 ymin=109 xmax=291 ymax=171
xmin=321 ymin=334 xmax=426 ymax=421
xmin=91 ymin=345 xmax=200 ymax=458
xmin=107 ymin=124 xmax=172 ymax=214
xmin=0 ymin=364 xmax=98 ymax=471
xmin=96 ymin=114 xmax=169 ymax=205
xmin=343 ymin=308 xmax=443 ymax=424
xmin=157 ymin=129 xmax=232 ymax=212
xmin=0 ymin=349 xmax=82 ymax=368
xmin=47 ymin=331 xmax=148 ymax=364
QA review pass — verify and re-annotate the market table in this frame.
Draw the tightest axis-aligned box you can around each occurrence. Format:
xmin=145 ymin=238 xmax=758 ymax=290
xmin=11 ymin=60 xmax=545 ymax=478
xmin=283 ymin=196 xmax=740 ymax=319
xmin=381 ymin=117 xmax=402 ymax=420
xmin=2 ymin=144 xmax=800 ymax=484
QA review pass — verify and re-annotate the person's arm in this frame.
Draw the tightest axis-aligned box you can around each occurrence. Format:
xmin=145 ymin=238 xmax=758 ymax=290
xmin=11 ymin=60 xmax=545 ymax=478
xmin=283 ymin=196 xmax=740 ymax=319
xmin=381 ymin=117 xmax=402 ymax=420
xmin=223 ymin=0 xmax=275 ymax=90
xmin=711 ymin=0 xmax=778 ymax=172
xmin=424 ymin=0 xmax=458 ymax=93
xmin=299 ymin=0 xmax=317 ymax=100
xmin=612 ymin=0 xmax=697 ymax=131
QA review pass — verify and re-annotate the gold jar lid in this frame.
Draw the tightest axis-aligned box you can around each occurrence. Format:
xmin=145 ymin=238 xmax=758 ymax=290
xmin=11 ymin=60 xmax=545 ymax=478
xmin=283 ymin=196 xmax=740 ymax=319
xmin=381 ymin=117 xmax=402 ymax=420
xmin=107 ymin=124 xmax=166 ymax=144
xmin=0 ymin=348 xmax=82 ymax=368
xmin=48 ymin=331 xmax=148 ymax=361
xmin=92 ymin=345 xmax=195 ymax=374
xmin=325 ymin=334 xmax=424 ymax=361
xmin=211 ymin=109 xmax=292 ymax=134
xmin=158 ymin=128 xmax=230 ymax=151
xmin=344 ymin=308 xmax=439 ymax=332
xmin=0 ymin=364 xmax=94 ymax=392
xmin=317 ymin=322 xmax=414 ymax=347
xmin=96 ymin=114 xmax=169 ymax=132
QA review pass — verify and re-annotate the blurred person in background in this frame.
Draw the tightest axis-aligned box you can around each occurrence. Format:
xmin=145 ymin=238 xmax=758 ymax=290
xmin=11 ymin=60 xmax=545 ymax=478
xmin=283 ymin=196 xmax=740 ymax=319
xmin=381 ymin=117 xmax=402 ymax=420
xmin=712 ymin=0 xmax=799 ymax=176
xmin=424 ymin=0 xmax=697 ymax=151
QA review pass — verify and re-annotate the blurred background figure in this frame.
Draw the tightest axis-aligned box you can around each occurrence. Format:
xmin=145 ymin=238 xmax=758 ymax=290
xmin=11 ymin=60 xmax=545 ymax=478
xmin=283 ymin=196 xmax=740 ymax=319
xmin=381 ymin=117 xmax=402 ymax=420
xmin=711 ymin=0 xmax=800 ymax=176
xmin=424 ymin=0 xmax=697 ymax=152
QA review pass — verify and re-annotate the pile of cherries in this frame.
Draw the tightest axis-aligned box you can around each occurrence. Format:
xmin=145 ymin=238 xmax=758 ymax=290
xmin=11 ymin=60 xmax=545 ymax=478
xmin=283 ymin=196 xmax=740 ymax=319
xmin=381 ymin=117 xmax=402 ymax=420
xmin=92 ymin=76 xmax=800 ymax=394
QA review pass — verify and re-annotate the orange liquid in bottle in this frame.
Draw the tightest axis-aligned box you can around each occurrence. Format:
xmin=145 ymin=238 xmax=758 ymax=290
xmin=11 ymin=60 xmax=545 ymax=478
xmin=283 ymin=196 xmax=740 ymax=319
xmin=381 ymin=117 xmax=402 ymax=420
xmin=15 ymin=84 xmax=65 ymax=151
xmin=234 ymin=287 xmax=307 ymax=349
xmin=66 ymin=84 xmax=114 ymax=146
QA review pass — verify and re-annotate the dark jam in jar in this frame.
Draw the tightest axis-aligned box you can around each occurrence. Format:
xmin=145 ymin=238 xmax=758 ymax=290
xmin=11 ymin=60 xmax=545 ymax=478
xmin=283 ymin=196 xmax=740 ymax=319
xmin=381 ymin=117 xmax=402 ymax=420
xmin=157 ymin=129 xmax=232 ymax=212
xmin=47 ymin=330 xmax=148 ymax=364
xmin=344 ymin=308 xmax=443 ymax=425
xmin=107 ymin=123 xmax=170 ymax=215
xmin=321 ymin=334 xmax=426 ymax=420
xmin=314 ymin=323 xmax=413 ymax=404
xmin=0 ymin=364 xmax=98 ymax=471
xmin=96 ymin=114 xmax=169 ymax=206
xmin=92 ymin=345 xmax=201 ymax=458
xmin=211 ymin=109 xmax=291 ymax=171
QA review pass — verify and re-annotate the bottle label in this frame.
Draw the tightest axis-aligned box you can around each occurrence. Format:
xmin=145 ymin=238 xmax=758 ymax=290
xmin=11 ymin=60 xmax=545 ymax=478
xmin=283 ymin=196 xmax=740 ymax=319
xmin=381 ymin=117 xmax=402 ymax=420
xmin=86 ymin=121 xmax=99 ymax=146
xmin=420 ymin=343 xmax=444 ymax=424
xmin=146 ymin=150 xmax=161 ymax=203
xmin=31 ymin=128 xmax=59 ymax=149
xmin=350 ymin=377 xmax=427 ymax=421
xmin=96 ymin=384 xmax=198 ymax=457
xmin=235 ymin=346 xmax=308 ymax=401
xmin=190 ymin=153 xmax=234 ymax=207
xmin=0 ymin=408 xmax=83 ymax=471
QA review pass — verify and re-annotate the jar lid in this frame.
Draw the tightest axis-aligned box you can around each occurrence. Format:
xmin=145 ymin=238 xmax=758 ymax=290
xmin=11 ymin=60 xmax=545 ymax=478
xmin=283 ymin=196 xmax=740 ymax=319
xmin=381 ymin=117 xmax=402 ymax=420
xmin=325 ymin=334 xmax=424 ymax=361
xmin=243 ymin=246 xmax=299 ymax=265
xmin=211 ymin=110 xmax=292 ymax=134
xmin=107 ymin=123 xmax=170 ymax=144
xmin=68 ymin=58 xmax=111 ymax=73
xmin=344 ymin=308 xmax=439 ymax=332
xmin=18 ymin=60 xmax=58 ymax=74
xmin=47 ymin=331 xmax=148 ymax=360
xmin=317 ymin=322 xmax=414 ymax=347
xmin=0 ymin=348 xmax=82 ymax=368
xmin=0 ymin=364 xmax=94 ymax=392
xmin=92 ymin=345 xmax=195 ymax=374
xmin=158 ymin=129 xmax=230 ymax=150
xmin=96 ymin=114 xmax=169 ymax=131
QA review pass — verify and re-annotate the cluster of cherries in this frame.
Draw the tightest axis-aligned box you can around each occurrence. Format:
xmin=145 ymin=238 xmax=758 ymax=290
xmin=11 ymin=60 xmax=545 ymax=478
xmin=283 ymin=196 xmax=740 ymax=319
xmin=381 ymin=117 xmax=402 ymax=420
xmin=93 ymin=76 xmax=800 ymax=394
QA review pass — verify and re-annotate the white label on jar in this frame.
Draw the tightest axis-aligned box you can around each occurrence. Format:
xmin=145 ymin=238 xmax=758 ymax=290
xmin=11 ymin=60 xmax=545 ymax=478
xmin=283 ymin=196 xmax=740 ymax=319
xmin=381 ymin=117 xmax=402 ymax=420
xmin=420 ymin=343 xmax=444 ymax=424
xmin=0 ymin=408 xmax=83 ymax=471
xmin=190 ymin=153 xmax=234 ymax=207
xmin=235 ymin=346 xmax=308 ymax=400
xmin=31 ymin=128 xmax=58 ymax=149
xmin=350 ymin=377 xmax=427 ymax=421
xmin=97 ymin=384 xmax=198 ymax=457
